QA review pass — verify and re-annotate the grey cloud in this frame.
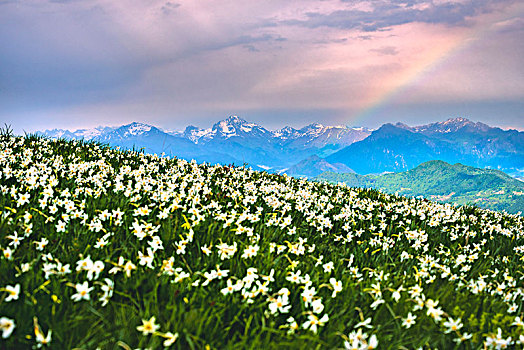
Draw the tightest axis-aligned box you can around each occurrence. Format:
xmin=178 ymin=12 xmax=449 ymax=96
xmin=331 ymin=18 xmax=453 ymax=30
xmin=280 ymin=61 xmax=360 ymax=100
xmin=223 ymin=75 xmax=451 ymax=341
xmin=493 ymin=17 xmax=524 ymax=33
xmin=0 ymin=2 xmax=283 ymax=114
xmin=282 ymin=0 xmax=517 ymax=32
xmin=243 ymin=44 xmax=260 ymax=52
xmin=369 ymin=46 xmax=399 ymax=55
xmin=161 ymin=2 xmax=181 ymax=15
xmin=48 ymin=0 xmax=86 ymax=4
xmin=197 ymin=34 xmax=276 ymax=54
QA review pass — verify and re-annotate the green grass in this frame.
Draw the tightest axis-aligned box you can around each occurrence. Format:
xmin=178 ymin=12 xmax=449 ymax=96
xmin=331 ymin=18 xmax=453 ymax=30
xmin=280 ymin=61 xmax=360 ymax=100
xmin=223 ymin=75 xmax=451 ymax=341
xmin=0 ymin=133 xmax=523 ymax=349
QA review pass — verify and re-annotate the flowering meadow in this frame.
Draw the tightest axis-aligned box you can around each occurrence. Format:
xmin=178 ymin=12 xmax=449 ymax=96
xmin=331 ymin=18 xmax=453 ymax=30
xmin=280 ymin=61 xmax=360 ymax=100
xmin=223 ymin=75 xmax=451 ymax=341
xmin=1 ymin=132 xmax=523 ymax=349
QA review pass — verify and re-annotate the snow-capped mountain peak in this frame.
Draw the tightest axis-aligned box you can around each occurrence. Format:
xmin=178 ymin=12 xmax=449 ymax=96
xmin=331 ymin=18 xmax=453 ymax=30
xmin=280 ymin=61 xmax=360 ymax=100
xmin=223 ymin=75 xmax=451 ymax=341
xmin=210 ymin=115 xmax=271 ymax=139
xmin=121 ymin=122 xmax=153 ymax=136
xmin=272 ymin=126 xmax=300 ymax=139
xmin=300 ymin=123 xmax=327 ymax=137
xmin=413 ymin=117 xmax=490 ymax=134
xmin=183 ymin=125 xmax=213 ymax=143
xmin=75 ymin=126 xmax=116 ymax=139
xmin=38 ymin=126 xmax=116 ymax=140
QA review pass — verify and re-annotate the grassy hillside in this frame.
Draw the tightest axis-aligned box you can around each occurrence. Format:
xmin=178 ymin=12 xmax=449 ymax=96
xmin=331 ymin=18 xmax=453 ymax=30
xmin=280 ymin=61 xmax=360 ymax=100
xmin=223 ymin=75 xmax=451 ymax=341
xmin=1 ymin=134 xmax=523 ymax=349
xmin=317 ymin=160 xmax=524 ymax=214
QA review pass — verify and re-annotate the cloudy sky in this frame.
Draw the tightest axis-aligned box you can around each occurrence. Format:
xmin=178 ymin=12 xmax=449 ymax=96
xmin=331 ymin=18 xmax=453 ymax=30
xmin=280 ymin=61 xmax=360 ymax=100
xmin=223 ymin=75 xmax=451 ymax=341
xmin=1 ymin=0 xmax=523 ymax=133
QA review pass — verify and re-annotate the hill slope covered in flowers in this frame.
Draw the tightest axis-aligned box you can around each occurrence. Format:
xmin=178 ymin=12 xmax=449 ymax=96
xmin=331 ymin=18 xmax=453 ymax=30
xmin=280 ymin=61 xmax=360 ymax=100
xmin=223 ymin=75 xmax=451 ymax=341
xmin=1 ymin=133 xmax=523 ymax=349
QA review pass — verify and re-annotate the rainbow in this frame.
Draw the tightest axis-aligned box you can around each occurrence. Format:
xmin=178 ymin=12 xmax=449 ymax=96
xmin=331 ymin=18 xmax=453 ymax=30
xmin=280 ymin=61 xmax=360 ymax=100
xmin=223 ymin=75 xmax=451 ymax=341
xmin=348 ymin=9 xmax=522 ymax=127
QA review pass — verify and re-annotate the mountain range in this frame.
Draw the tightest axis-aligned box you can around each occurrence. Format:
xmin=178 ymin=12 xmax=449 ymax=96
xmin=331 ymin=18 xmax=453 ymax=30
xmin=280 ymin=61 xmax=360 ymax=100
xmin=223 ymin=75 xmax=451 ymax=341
xmin=316 ymin=160 xmax=524 ymax=214
xmin=326 ymin=118 xmax=524 ymax=176
xmin=37 ymin=116 xmax=524 ymax=178
xmin=37 ymin=116 xmax=371 ymax=171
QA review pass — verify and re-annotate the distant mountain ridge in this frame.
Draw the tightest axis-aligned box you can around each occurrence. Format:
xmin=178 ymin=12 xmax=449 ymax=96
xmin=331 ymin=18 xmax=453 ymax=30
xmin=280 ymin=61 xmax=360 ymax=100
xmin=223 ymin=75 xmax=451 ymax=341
xmin=326 ymin=118 xmax=524 ymax=176
xmin=36 ymin=116 xmax=524 ymax=179
xmin=317 ymin=160 xmax=524 ymax=214
xmin=37 ymin=116 xmax=371 ymax=170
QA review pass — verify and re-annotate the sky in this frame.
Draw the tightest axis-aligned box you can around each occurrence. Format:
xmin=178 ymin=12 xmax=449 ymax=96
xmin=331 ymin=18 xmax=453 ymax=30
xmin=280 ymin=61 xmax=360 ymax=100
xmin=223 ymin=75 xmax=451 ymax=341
xmin=0 ymin=0 xmax=523 ymax=133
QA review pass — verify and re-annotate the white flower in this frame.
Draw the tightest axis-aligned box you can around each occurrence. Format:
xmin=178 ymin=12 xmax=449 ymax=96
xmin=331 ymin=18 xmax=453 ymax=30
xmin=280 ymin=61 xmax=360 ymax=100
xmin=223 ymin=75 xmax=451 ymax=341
xmin=71 ymin=282 xmax=93 ymax=302
xmin=507 ymin=303 xmax=518 ymax=314
xmin=302 ymin=313 xmax=329 ymax=333
xmin=35 ymin=238 xmax=49 ymax=251
xmin=512 ymin=316 xmax=524 ymax=328
xmin=268 ymin=294 xmax=291 ymax=314
xmin=402 ymin=312 xmax=417 ymax=329
xmin=3 ymin=247 xmax=13 ymax=260
xmin=221 ymin=279 xmax=241 ymax=296
xmin=201 ymin=244 xmax=212 ymax=256
xmin=301 ymin=286 xmax=317 ymax=306
xmin=391 ymin=286 xmax=403 ymax=302
xmin=138 ymin=248 xmax=155 ymax=269
xmin=99 ymin=278 xmax=114 ymax=307
xmin=17 ymin=192 xmax=30 ymax=207
xmin=485 ymin=328 xmax=513 ymax=349
xmin=454 ymin=332 xmax=472 ymax=344
xmin=367 ymin=334 xmax=379 ymax=349
xmin=4 ymin=284 xmax=20 ymax=302
xmin=443 ymin=317 xmax=463 ymax=333
xmin=370 ymin=298 xmax=384 ymax=310
xmin=286 ymin=270 xmax=302 ymax=284
xmin=136 ymin=316 xmax=160 ymax=335
xmin=55 ymin=220 xmax=66 ymax=233
xmin=329 ymin=278 xmax=342 ymax=298
xmin=286 ymin=316 xmax=299 ymax=334
xmin=76 ymin=256 xmax=94 ymax=272
xmin=86 ymin=260 xmax=104 ymax=280
xmin=163 ymin=332 xmax=179 ymax=347
xmin=355 ymin=317 xmax=372 ymax=329
xmin=311 ymin=298 xmax=324 ymax=314
xmin=6 ymin=232 xmax=22 ymax=249
xmin=0 ymin=317 xmax=15 ymax=339
xmin=34 ymin=321 xmax=52 ymax=348
xmin=241 ymin=244 xmax=259 ymax=259
xmin=322 ymin=261 xmax=334 ymax=273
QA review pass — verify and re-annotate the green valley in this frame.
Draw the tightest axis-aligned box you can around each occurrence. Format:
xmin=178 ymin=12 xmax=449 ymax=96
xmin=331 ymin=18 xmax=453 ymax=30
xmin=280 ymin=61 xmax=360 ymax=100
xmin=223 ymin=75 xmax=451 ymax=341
xmin=317 ymin=160 xmax=524 ymax=214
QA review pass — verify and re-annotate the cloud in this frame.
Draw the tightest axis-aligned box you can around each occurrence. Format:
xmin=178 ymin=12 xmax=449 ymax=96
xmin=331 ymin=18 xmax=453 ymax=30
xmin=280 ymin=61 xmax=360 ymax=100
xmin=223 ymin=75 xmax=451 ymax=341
xmin=492 ymin=17 xmax=524 ymax=33
xmin=161 ymin=1 xmax=181 ymax=15
xmin=281 ymin=0 xmax=518 ymax=32
xmin=369 ymin=45 xmax=399 ymax=55
xmin=0 ymin=0 xmax=522 ymax=132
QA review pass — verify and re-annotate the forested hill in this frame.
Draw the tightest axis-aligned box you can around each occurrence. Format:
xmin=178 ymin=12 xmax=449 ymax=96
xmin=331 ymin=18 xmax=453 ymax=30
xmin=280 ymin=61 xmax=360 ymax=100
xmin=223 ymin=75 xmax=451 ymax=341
xmin=317 ymin=160 xmax=524 ymax=214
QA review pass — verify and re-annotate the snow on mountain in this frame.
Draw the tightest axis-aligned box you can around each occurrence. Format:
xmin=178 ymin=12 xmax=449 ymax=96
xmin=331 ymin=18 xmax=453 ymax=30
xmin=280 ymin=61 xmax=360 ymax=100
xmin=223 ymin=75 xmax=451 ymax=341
xmin=36 ymin=116 xmax=523 ymax=180
xmin=300 ymin=123 xmax=327 ymax=138
xmin=352 ymin=127 xmax=373 ymax=132
xmin=38 ymin=126 xmax=116 ymax=140
xmin=210 ymin=115 xmax=272 ymax=139
xmin=181 ymin=116 xmax=273 ymax=144
xmin=411 ymin=117 xmax=491 ymax=134
xmin=182 ymin=126 xmax=212 ymax=143
xmin=280 ymin=124 xmax=371 ymax=152
xmin=38 ymin=117 xmax=372 ymax=168
xmin=124 ymin=122 xmax=152 ymax=136
xmin=272 ymin=126 xmax=300 ymax=140
xmin=75 ymin=126 xmax=116 ymax=139
xmin=95 ymin=122 xmax=164 ymax=142
xmin=39 ymin=129 xmax=71 ymax=139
